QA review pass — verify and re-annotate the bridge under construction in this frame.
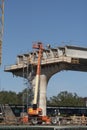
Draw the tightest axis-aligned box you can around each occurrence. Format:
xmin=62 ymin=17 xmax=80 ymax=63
xmin=4 ymin=43 xmax=87 ymax=116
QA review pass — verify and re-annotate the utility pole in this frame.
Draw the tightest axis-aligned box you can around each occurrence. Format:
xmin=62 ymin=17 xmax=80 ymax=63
xmin=0 ymin=0 xmax=4 ymax=65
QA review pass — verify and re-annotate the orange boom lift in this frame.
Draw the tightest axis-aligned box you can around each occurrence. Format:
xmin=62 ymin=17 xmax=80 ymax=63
xmin=27 ymin=42 xmax=50 ymax=124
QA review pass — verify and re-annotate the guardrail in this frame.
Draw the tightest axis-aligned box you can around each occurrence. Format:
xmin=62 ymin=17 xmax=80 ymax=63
xmin=0 ymin=125 xmax=87 ymax=130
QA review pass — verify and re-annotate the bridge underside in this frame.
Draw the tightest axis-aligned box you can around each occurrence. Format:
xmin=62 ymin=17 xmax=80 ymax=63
xmin=66 ymin=58 xmax=87 ymax=72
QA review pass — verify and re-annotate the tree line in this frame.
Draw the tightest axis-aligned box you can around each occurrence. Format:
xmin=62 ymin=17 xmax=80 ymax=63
xmin=47 ymin=91 xmax=86 ymax=107
xmin=0 ymin=89 xmax=86 ymax=107
xmin=0 ymin=88 xmax=33 ymax=105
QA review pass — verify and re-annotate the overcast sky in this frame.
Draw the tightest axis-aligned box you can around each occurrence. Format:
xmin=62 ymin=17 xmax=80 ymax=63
xmin=0 ymin=0 xmax=87 ymax=98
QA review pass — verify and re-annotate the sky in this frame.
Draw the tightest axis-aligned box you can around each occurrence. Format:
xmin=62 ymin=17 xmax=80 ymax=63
xmin=0 ymin=0 xmax=87 ymax=98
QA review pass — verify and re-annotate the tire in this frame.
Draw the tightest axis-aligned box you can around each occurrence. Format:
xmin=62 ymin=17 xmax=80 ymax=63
xmin=31 ymin=117 xmax=38 ymax=125
xmin=51 ymin=117 xmax=57 ymax=124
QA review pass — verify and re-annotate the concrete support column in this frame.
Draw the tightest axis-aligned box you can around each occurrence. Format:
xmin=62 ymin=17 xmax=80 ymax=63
xmin=39 ymin=74 xmax=48 ymax=116
xmin=29 ymin=74 xmax=48 ymax=116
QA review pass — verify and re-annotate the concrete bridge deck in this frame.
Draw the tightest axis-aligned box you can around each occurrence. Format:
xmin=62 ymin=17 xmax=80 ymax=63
xmin=5 ymin=45 xmax=87 ymax=73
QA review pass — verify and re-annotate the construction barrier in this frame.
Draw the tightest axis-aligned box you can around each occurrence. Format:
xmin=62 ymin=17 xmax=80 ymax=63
xmin=0 ymin=126 xmax=87 ymax=130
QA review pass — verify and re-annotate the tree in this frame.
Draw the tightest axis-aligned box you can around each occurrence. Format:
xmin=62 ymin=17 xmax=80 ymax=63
xmin=0 ymin=88 xmax=33 ymax=105
xmin=47 ymin=91 xmax=85 ymax=107
xmin=0 ymin=91 xmax=18 ymax=104
xmin=18 ymin=88 xmax=33 ymax=105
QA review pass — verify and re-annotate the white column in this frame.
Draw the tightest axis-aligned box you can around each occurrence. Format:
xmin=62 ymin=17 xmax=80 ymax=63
xmin=39 ymin=74 xmax=47 ymax=116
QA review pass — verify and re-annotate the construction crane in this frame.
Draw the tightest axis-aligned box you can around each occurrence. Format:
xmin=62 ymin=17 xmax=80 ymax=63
xmin=0 ymin=0 xmax=4 ymax=65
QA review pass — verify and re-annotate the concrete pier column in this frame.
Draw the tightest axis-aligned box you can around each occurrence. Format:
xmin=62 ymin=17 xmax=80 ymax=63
xmin=29 ymin=74 xmax=48 ymax=116
xmin=39 ymin=74 xmax=48 ymax=116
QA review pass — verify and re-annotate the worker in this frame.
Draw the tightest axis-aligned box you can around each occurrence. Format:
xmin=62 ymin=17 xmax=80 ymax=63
xmin=81 ymin=114 xmax=86 ymax=125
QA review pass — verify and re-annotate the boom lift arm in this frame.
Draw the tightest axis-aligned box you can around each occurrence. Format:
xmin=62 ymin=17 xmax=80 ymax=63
xmin=32 ymin=42 xmax=44 ymax=109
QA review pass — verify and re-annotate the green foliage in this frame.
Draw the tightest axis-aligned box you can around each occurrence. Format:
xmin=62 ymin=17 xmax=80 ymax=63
xmin=0 ymin=89 xmax=86 ymax=107
xmin=47 ymin=91 xmax=85 ymax=107
xmin=0 ymin=91 xmax=18 ymax=104
xmin=20 ymin=88 xmax=33 ymax=105
xmin=0 ymin=88 xmax=33 ymax=105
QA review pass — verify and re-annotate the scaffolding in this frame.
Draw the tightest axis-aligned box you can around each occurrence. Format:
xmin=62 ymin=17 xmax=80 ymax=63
xmin=22 ymin=57 xmax=34 ymax=113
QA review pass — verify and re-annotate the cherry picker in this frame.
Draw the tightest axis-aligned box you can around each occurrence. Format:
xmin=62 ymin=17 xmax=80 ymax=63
xmin=27 ymin=42 xmax=50 ymax=124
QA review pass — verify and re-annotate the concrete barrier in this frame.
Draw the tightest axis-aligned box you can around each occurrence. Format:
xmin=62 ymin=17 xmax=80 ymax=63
xmin=0 ymin=125 xmax=87 ymax=130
